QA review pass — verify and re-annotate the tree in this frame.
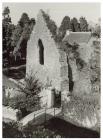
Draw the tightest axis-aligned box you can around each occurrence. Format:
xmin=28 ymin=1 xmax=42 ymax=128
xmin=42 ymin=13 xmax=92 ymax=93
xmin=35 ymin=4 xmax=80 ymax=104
xmin=79 ymin=17 xmax=88 ymax=31
xmin=11 ymin=13 xmax=35 ymax=60
xmin=62 ymin=41 xmax=85 ymax=70
xmin=11 ymin=24 xmax=23 ymax=48
xmin=2 ymin=7 xmax=15 ymax=67
xmin=92 ymin=24 xmax=101 ymax=38
xmin=2 ymin=7 xmax=10 ymax=18
xmin=70 ymin=17 xmax=80 ymax=32
xmin=57 ymin=16 xmax=71 ymax=41
xmin=59 ymin=16 xmax=71 ymax=32
xmin=2 ymin=7 xmax=11 ymax=52
xmin=11 ymin=13 xmax=30 ymax=49
xmin=9 ymin=73 xmax=42 ymax=113
xmin=19 ymin=13 xmax=30 ymax=27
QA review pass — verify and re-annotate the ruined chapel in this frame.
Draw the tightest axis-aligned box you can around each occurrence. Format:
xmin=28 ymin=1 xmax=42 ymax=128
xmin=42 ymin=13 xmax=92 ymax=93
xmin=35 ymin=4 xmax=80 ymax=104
xmin=26 ymin=10 xmax=100 ymax=129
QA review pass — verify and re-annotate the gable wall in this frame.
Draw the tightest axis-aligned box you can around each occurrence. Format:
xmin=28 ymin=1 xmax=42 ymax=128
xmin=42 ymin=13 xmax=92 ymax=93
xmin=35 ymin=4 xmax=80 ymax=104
xmin=26 ymin=11 xmax=65 ymax=90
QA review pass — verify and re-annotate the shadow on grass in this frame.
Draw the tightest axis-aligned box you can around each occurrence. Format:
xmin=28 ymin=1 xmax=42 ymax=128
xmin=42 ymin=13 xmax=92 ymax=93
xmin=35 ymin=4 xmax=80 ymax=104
xmin=44 ymin=117 xmax=100 ymax=138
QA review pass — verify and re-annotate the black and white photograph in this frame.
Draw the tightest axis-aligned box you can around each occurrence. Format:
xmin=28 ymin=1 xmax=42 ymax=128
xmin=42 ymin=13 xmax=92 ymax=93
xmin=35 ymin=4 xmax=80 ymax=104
xmin=1 ymin=1 xmax=101 ymax=138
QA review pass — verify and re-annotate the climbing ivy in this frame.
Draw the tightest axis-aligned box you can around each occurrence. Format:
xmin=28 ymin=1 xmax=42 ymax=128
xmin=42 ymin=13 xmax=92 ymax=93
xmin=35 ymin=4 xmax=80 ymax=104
xmin=41 ymin=10 xmax=57 ymax=40
xmin=62 ymin=41 xmax=86 ymax=70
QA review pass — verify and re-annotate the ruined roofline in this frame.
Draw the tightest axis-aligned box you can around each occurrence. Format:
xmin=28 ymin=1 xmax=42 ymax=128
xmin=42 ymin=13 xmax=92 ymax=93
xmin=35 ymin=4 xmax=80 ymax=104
xmin=39 ymin=9 xmax=58 ymax=41
xmin=63 ymin=31 xmax=92 ymax=45
xmin=67 ymin=32 xmax=91 ymax=34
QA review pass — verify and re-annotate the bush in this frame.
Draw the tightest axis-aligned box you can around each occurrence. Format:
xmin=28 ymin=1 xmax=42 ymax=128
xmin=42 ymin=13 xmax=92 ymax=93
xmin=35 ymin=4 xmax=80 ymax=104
xmin=7 ymin=73 xmax=42 ymax=115
xmin=22 ymin=122 xmax=62 ymax=138
xmin=3 ymin=121 xmax=23 ymax=138
xmin=3 ymin=121 xmax=62 ymax=138
xmin=2 ymin=86 xmax=10 ymax=106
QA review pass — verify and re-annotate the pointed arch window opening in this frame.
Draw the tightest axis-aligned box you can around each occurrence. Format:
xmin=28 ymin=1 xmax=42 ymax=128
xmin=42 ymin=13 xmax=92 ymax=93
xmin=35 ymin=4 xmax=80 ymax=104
xmin=38 ymin=39 xmax=44 ymax=65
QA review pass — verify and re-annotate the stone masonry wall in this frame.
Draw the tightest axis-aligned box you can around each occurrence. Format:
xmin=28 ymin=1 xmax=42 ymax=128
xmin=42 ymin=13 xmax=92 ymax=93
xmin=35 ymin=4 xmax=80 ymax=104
xmin=26 ymin=10 xmax=69 ymax=92
xmin=62 ymin=38 xmax=100 ymax=130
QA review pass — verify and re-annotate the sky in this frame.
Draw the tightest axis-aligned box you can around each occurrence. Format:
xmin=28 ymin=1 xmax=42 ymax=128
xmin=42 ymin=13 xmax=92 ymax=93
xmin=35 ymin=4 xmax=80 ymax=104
xmin=2 ymin=3 xmax=100 ymax=26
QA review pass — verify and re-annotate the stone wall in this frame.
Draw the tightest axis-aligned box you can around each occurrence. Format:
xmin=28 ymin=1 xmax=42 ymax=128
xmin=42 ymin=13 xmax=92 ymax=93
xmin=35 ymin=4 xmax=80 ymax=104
xmin=26 ymin=10 xmax=69 ymax=92
xmin=62 ymin=38 xmax=100 ymax=130
xmin=26 ymin=10 xmax=100 ymax=130
xmin=3 ymin=106 xmax=22 ymax=121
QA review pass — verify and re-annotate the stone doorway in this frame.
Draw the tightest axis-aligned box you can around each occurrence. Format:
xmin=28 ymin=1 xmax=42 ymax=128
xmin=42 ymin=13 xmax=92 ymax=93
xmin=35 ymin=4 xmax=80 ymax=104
xmin=53 ymin=89 xmax=61 ymax=108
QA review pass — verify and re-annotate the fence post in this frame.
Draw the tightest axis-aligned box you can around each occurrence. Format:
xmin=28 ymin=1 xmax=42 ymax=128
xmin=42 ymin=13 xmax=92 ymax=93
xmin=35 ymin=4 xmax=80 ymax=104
xmin=54 ymin=107 xmax=55 ymax=117
xmin=34 ymin=113 xmax=35 ymax=121
xmin=45 ymin=107 xmax=46 ymax=123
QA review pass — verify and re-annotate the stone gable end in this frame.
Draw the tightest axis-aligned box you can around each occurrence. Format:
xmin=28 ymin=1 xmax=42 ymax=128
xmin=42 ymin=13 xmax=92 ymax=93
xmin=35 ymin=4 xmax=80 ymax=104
xmin=26 ymin=10 xmax=69 ymax=92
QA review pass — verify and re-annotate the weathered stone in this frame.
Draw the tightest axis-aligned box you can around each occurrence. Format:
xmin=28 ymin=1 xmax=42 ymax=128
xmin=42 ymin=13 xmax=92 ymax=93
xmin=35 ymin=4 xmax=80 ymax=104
xmin=26 ymin=10 xmax=69 ymax=93
xmin=61 ymin=79 xmax=69 ymax=92
xmin=26 ymin=10 xmax=100 ymax=130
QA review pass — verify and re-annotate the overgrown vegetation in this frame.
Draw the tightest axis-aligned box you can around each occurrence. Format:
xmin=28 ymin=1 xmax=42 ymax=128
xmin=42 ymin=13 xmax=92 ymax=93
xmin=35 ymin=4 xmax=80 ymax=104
xmin=2 ymin=7 xmax=35 ymax=68
xmin=42 ymin=10 xmax=57 ymax=40
xmin=3 ymin=121 xmax=22 ymax=138
xmin=89 ymin=40 xmax=100 ymax=94
xmin=62 ymin=94 xmax=100 ymax=131
xmin=3 ymin=65 xmax=26 ymax=79
xmin=4 ymin=73 xmax=42 ymax=115
xmin=62 ymin=41 xmax=86 ymax=70
xmin=3 ymin=117 xmax=100 ymax=138
xmin=2 ymin=7 xmax=100 ymax=68
xmin=3 ymin=120 xmax=62 ymax=138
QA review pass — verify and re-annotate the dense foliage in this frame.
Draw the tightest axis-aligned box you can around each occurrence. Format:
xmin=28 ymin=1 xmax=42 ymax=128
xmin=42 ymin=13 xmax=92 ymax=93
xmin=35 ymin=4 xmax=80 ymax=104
xmin=62 ymin=94 xmax=100 ymax=131
xmin=6 ymin=74 xmax=42 ymax=113
xmin=2 ymin=7 xmax=35 ymax=67
xmin=3 ymin=121 xmax=22 ymax=138
xmin=92 ymin=25 xmax=101 ymax=38
xmin=3 ymin=120 xmax=62 ymax=138
xmin=56 ymin=16 xmax=89 ymax=42
xmin=79 ymin=17 xmax=88 ymax=31
xmin=3 ymin=117 xmax=100 ymax=138
xmin=2 ymin=7 xmax=15 ymax=67
xmin=3 ymin=7 xmax=100 ymax=68
xmin=12 ymin=13 xmax=35 ymax=59
xmin=57 ymin=16 xmax=71 ymax=41
xmin=62 ymin=41 xmax=86 ymax=70
xmin=89 ymin=40 xmax=100 ymax=94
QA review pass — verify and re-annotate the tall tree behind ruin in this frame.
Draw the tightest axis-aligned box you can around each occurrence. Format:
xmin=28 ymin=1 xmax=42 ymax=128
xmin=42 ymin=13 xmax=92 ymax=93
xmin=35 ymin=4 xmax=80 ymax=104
xmin=70 ymin=17 xmax=80 ymax=32
xmin=79 ymin=17 xmax=88 ymax=31
xmin=11 ymin=13 xmax=35 ymax=59
xmin=2 ymin=7 xmax=15 ymax=62
xmin=56 ymin=16 xmax=71 ymax=41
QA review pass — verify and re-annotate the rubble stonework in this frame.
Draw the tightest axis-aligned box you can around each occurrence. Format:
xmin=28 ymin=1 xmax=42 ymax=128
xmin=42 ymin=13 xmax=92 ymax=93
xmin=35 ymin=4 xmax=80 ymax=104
xmin=62 ymin=37 xmax=100 ymax=130
xmin=26 ymin=10 xmax=100 ymax=130
xmin=26 ymin=10 xmax=69 ymax=92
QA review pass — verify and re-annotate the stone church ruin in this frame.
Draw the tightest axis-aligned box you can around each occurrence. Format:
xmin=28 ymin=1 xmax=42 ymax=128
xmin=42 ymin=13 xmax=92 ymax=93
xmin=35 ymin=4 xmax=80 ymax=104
xmin=26 ymin=10 xmax=100 ymax=130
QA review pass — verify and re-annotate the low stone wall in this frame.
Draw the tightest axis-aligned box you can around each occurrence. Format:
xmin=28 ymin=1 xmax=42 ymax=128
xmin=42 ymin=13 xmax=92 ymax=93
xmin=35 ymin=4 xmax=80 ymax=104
xmin=3 ymin=106 xmax=22 ymax=121
xmin=20 ymin=107 xmax=61 ymax=126
xmin=62 ymin=94 xmax=100 ymax=131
